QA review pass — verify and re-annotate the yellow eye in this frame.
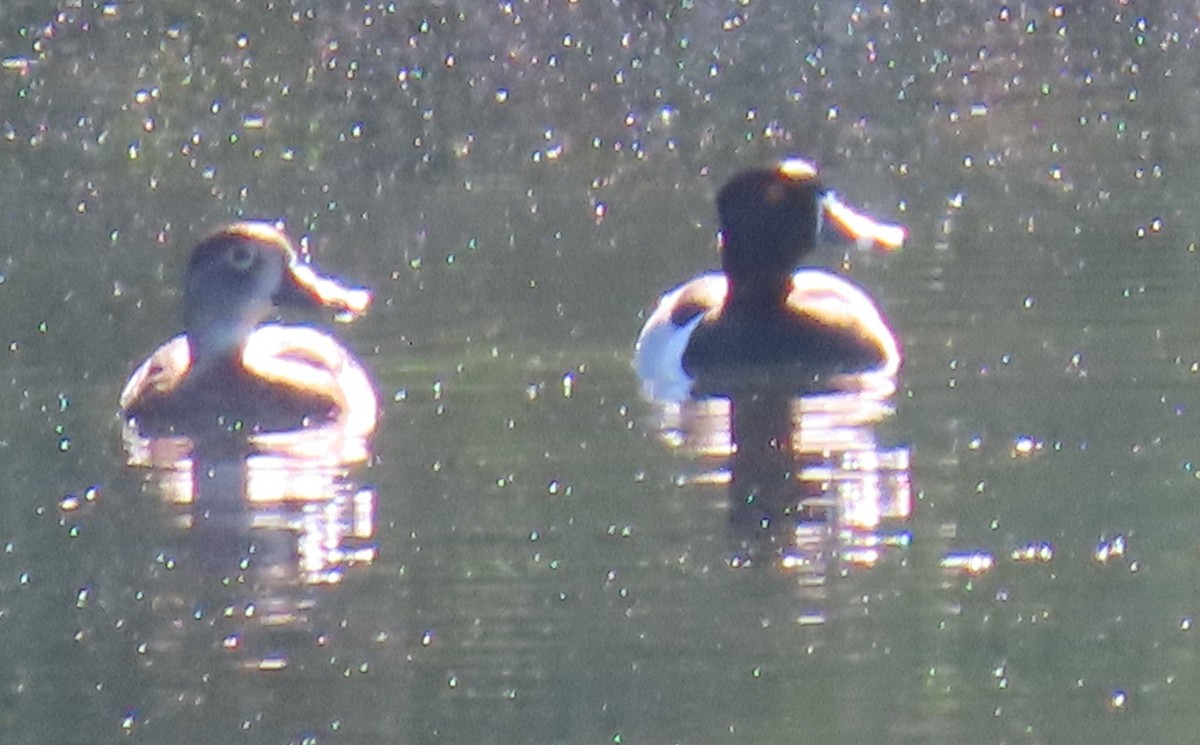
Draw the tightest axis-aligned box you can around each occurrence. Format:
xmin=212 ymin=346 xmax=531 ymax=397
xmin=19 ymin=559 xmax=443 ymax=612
xmin=226 ymin=242 xmax=257 ymax=271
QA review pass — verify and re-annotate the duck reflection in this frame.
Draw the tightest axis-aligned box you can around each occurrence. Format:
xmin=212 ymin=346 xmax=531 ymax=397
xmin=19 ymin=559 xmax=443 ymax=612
xmin=648 ymin=383 xmax=911 ymax=585
xmin=128 ymin=434 xmax=378 ymax=584
xmin=121 ymin=436 xmax=378 ymax=669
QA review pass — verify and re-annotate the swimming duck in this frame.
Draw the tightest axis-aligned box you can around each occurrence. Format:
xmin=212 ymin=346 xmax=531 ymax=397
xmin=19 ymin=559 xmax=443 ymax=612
xmin=634 ymin=158 xmax=905 ymax=401
xmin=120 ymin=222 xmax=378 ymax=437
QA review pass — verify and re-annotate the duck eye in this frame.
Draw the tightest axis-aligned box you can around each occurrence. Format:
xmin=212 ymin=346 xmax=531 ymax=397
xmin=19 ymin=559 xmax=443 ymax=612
xmin=226 ymin=243 xmax=258 ymax=271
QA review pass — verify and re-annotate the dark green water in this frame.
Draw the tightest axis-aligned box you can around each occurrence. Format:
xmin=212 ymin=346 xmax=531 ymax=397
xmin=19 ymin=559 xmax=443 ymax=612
xmin=4 ymin=1 xmax=1200 ymax=743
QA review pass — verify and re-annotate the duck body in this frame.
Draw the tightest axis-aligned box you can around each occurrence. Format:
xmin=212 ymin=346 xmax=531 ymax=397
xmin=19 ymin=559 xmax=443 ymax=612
xmin=120 ymin=222 xmax=377 ymax=440
xmin=636 ymin=270 xmax=899 ymax=400
xmin=121 ymin=325 xmax=376 ymax=435
xmin=634 ymin=159 xmax=904 ymax=401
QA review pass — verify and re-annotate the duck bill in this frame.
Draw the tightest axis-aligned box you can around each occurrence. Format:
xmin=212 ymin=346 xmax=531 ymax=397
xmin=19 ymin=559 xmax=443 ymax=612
xmin=820 ymin=192 xmax=906 ymax=251
xmin=276 ymin=263 xmax=372 ymax=320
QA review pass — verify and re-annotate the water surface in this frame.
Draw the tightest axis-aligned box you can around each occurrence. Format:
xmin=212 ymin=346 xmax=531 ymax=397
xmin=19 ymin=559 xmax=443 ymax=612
xmin=3 ymin=2 xmax=1200 ymax=743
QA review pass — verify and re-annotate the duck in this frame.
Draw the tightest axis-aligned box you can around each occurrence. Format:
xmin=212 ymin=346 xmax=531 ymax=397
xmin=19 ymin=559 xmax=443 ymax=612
xmin=120 ymin=221 xmax=378 ymax=438
xmin=634 ymin=158 xmax=905 ymax=401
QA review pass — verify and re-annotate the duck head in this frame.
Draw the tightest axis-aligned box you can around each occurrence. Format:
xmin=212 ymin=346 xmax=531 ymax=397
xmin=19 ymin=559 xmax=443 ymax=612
xmin=716 ymin=159 xmax=825 ymax=290
xmin=183 ymin=222 xmax=370 ymax=374
xmin=716 ymin=159 xmax=905 ymax=297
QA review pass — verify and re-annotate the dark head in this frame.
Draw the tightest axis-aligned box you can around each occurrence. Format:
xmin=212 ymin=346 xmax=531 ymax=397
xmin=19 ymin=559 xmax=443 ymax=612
xmin=716 ymin=159 xmax=824 ymax=285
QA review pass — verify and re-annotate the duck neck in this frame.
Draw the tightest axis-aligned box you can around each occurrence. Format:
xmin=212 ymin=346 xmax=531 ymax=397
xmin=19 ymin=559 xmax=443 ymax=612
xmin=187 ymin=333 xmax=247 ymax=380
xmin=723 ymin=276 xmax=792 ymax=320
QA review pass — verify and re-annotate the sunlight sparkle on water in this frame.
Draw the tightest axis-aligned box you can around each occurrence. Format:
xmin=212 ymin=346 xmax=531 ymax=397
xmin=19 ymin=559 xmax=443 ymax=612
xmin=940 ymin=552 xmax=995 ymax=575
xmin=1010 ymin=543 xmax=1053 ymax=563
xmin=1093 ymin=535 xmax=1126 ymax=564
xmin=1108 ymin=690 xmax=1128 ymax=710
xmin=257 ymin=656 xmax=289 ymax=672
xmin=1011 ymin=436 xmax=1042 ymax=457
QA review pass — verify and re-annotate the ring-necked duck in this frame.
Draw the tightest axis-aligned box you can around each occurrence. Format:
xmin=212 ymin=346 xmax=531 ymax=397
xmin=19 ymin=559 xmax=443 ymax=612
xmin=635 ymin=158 xmax=905 ymax=401
xmin=120 ymin=222 xmax=377 ymax=437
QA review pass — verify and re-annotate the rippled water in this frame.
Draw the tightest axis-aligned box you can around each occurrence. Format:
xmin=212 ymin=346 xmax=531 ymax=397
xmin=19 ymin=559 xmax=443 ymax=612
xmin=4 ymin=2 xmax=1200 ymax=743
